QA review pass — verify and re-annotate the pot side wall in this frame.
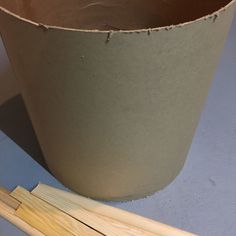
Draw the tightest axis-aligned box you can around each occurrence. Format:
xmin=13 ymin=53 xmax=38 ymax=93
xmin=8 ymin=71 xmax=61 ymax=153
xmin=0 ymin=3 xmax=235 ymax=200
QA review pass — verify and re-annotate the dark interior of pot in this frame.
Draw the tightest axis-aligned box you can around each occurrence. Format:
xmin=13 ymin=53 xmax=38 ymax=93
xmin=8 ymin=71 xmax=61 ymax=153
xmin=0 ymin=0 xmax=232 ymax=30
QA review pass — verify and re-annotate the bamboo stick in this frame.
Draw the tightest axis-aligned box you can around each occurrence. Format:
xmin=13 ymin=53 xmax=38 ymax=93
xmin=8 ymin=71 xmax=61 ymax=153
xmin=29 ymin=189 xmax=159 ymax=236
xmin=97 ymin=212 xmax=160 ymax=236
xmin=15 ymin=203 xmax=73 ymax=236
xmin=11 ymin=187 xmax=103 ymax=236
xmin=0 ymin=187 xmax=10 ymax=194
xmin=1 ymin=186 xmax=159 ymax=235
xmin=0 ymin=199 xmax=44 ymax=236
xmin=32 ymin=184 xmax=197 ymax=236
xmin=14 ymin=186 xmax=149 ymax=236
xmin=0 ymin=188 xmax=20 ymax=210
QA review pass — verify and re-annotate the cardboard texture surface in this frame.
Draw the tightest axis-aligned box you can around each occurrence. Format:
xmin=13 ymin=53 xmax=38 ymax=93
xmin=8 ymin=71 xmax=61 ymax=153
xmin=0 ymin=1 xmax=235 ymax=200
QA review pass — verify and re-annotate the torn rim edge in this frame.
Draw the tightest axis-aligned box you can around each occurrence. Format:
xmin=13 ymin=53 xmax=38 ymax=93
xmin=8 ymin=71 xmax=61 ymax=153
xmin=0 ymin=0 xmax=235 ymax=34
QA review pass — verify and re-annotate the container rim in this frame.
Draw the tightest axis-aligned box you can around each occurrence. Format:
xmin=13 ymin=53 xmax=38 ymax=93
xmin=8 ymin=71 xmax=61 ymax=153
xmin=0 ymin=0 xmax=235 ymax=34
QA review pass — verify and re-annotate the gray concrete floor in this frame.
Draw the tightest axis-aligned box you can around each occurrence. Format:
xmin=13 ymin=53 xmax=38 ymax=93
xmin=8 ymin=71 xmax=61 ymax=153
xmin=0 ymin=14 xmax=235 ymax=236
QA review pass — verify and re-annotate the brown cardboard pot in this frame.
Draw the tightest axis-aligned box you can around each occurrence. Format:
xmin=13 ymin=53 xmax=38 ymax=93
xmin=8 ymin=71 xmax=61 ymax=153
xmin=0 ymin=1 xmax=235 ymax=201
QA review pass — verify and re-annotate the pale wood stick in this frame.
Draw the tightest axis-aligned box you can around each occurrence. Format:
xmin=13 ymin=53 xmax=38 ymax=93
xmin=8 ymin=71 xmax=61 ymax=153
xmin=0 ymin=188 xmax=21 ymax=210
xmin=30 ymin=187 xmax=159 ymax=236
xmin=0 ymin=187 xmax=10 ymax=194
xmin=31 ymin=186 xmax=159 ymax=236
xmin=15 ymin=203 xmax=72 ymax=236
xmin=32 ymin=184 xmax=197 ymax=236
xmin=14 ymin=186 xmax=146 ymax=236
xmin=97 ymin=212 xmax=161 ymax=236
xmin=11 ymin=187 xmax=102 ymax=236
xmin=0 ymin=199 xmax=44 ymax=236
xmin=8 ymin=187 xmax=158 ymax=236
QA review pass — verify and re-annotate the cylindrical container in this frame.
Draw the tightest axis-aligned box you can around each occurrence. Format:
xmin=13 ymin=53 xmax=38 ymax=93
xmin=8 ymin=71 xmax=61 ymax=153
xmin=0 ymin=1 xmax=235 ymax=200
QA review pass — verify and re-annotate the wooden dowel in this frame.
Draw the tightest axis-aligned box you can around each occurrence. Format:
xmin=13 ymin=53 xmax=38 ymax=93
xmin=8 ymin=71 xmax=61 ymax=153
xmin=14 ymin=186 xmax=143 ymax=236
xmin=11 ymin=187 xmax=104 ymax=236
xmin=0 ymin=187 xmax=10 ymax=194
xmin=0 ymin=199 xmax=44 ymax=236
xmin=96 ymin=212 xmax=160 ymax=236
xmin=32 ymin=184 xmax=197 ymax=236
xmin=15 ymin=203 xmax=75 ymax=236
xmin=0 ymin=188 xmax=21 ymax=210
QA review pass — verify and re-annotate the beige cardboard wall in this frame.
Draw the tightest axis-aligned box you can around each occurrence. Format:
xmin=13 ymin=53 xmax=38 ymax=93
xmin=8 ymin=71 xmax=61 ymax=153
xmin=0 ymin=38 xmax=19 ymax=105
xmin=0 ymin=1 xmax=235 ymax=200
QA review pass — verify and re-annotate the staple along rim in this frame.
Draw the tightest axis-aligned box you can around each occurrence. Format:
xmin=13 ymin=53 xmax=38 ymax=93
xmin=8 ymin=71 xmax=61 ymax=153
xmin=0 ymin=0 xmax=235 ymax=34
